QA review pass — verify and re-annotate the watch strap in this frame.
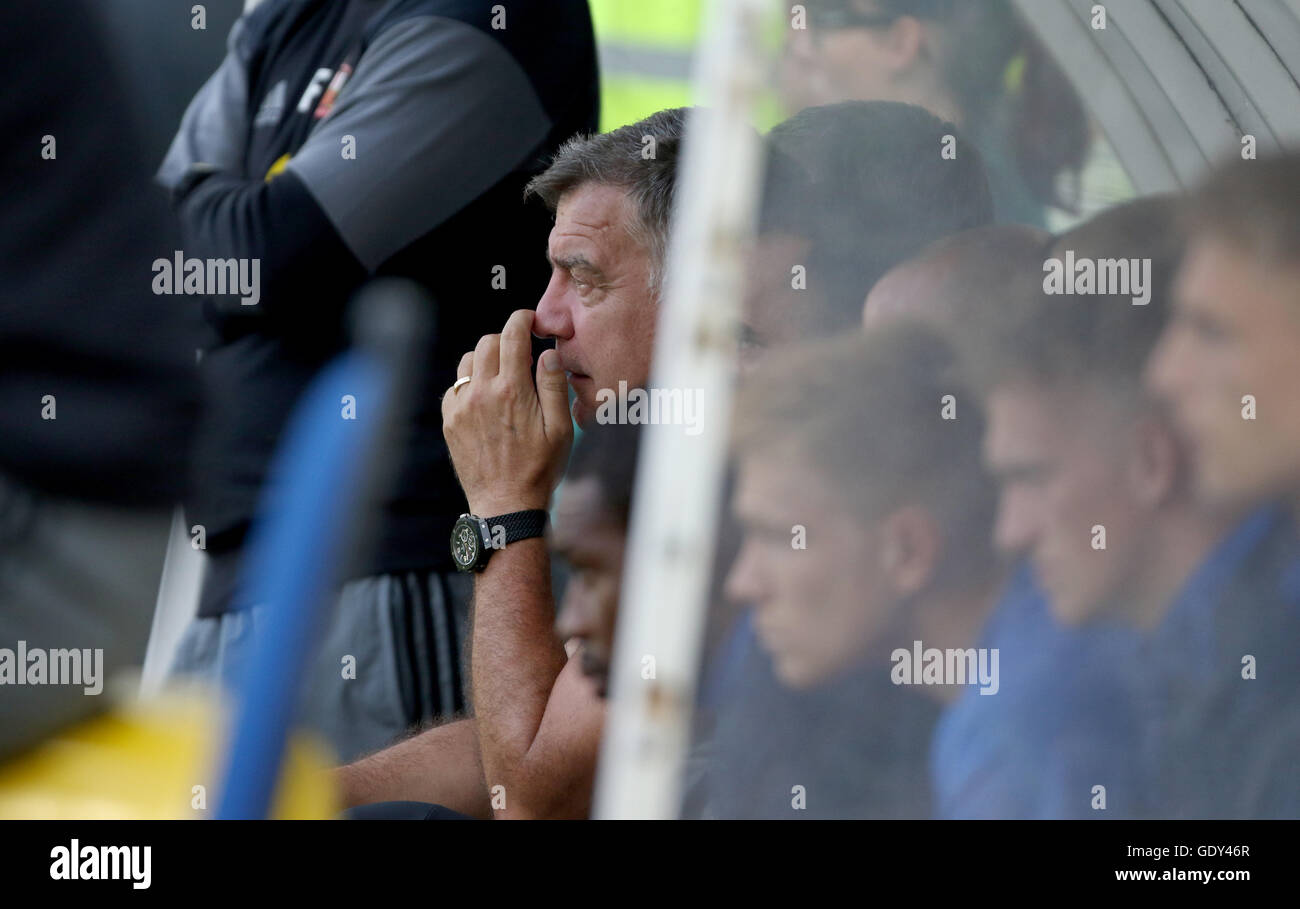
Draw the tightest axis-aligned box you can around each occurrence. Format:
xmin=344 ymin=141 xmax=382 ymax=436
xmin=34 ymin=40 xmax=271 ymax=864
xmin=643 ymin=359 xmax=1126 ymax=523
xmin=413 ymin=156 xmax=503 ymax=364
xmin=484 ymin=509 xmax=548 ymax=545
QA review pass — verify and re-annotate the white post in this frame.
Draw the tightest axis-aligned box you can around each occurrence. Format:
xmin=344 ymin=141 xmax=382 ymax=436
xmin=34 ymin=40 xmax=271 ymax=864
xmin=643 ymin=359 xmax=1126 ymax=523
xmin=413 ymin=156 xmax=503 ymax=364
xmin=592 ymin=0 xmax=772 ymax=819
xmin=140 ymin=508 xmax=207 ymax=697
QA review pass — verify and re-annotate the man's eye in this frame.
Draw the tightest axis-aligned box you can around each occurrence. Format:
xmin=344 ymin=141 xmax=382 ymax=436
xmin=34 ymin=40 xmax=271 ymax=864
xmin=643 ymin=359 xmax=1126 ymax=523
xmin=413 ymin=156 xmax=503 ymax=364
xmin=1193 ymin=320 xmax=1227 ymax=343
xmin=1021 ymin=472 xmax=1051 ymax=490
xmin=1179 ymin=310 xmax=1228 ymax=344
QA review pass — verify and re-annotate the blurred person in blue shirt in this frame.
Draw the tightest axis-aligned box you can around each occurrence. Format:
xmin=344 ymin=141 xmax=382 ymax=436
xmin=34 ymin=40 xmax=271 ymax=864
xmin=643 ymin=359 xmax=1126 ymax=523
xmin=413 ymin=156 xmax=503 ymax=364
xmin=865 ymin=224 xmax=1148 ymax=818
xmin=690 ymin=324 xmax=1004 ymax=818
xmin=1147 ymin=154 xmax=1300 ymax=817
xmin=969 ymin=194 xmax=1297 ymax=817
xmin=929 ymin=563 xmax=1145 ymax=818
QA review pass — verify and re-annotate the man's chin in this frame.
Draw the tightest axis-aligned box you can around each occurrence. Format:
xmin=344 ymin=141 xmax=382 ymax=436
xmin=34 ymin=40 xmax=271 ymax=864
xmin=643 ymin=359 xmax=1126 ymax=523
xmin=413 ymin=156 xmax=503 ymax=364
xmin=1193 ymin=454 xmax=1279 ymax=512
xmin=1045 ymin=583 xmax=1110 ymax=628
xmin=758 ymin=634 xmax=822 ymax=689
xmin=571 ymin=394 xmax=597 ymax=428
xmin=566 ymin=374 xmax=599 ymax=427
xmin=771 ymin=655 xmax=822 ymax=691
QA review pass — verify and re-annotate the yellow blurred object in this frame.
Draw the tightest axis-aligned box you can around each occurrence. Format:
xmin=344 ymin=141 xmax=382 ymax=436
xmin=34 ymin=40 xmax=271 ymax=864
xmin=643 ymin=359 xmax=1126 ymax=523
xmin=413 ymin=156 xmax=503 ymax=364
xmin=589 ymin=0 xmax=701 ymax=132
xmin=265 ymin=153 xmax=291 ymax=182
xmin=0 ymin=690 xmax=339 ymax=819
xmin=588 ymin=0 xmax=785 ymax=133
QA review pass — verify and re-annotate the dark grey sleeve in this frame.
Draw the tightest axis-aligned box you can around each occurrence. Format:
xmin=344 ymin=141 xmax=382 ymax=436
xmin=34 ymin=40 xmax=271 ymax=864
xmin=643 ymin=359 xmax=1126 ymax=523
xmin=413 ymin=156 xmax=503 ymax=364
xmin=156 ymin=15 xmax=252 ymax=187
xmin=285 ymin=15 xmax=553 ymax=271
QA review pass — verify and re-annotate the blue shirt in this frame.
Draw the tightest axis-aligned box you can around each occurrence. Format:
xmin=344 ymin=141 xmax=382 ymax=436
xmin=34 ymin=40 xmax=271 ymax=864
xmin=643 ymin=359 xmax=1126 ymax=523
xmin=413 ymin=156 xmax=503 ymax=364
xmin=930 ymin=563 xmax=1145 ymax=818
xmin=1136 ymin=505 xmax=1300 ymax=817
xmin=690 ymin=611 xmax=937 ymax=819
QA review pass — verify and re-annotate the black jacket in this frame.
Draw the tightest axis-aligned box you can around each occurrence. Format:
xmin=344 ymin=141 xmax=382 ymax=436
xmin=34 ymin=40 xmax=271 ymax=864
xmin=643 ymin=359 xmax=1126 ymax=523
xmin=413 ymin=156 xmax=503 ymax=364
xmin=158 ymin=0 xmax=599 ymax=603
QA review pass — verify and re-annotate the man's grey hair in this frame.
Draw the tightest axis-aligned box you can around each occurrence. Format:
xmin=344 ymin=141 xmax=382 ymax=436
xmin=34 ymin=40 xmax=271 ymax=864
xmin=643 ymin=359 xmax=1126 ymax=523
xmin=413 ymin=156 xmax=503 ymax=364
xmin=525 ymin=107 xmax=689 ymax=298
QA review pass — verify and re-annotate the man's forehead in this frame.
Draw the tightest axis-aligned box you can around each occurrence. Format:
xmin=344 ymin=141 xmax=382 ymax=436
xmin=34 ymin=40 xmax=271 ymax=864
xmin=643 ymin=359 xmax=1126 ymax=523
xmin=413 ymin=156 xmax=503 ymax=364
xmin=1177 ymin=236 xmax=1260 ymax=311
xmin=986 ymin=380 xmax=1121 ymax=460
xmin=553 ymin=183 xmax=633 ymax=238
xmin=735 ymin=452 xmax=827 ymax=513
xmin=985 ymin=384 xmax=1065 ymax=454
xmin=871 ymin=257 xmax=937 ymax=304
xmin=1180 ymin=235 xmax=1237 ymax=284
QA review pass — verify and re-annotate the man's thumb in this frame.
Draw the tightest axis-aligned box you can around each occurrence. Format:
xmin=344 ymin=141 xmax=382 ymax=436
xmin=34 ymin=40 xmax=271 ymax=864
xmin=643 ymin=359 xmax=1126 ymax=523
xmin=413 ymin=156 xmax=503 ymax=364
xmin=536 ymin=349 xmax=572 ymax=439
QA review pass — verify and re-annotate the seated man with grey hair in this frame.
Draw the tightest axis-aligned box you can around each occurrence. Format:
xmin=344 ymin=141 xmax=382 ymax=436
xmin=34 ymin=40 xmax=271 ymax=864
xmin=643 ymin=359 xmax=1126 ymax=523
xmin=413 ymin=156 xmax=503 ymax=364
xmin=336 ymin=109 xmax=689 ymax=818
xmin=525 ymin=107 xmax=687 ymax=425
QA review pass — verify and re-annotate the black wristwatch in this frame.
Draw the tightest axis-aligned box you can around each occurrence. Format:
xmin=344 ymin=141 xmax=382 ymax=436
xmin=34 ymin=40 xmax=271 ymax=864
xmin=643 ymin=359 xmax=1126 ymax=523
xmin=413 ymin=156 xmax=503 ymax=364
xmin=450 ymin=509 xmax=548 ymax=573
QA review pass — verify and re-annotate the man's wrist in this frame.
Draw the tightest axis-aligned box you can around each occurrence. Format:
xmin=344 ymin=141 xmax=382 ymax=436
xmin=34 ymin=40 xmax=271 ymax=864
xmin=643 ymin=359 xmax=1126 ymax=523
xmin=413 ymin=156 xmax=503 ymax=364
xmin=468 ymin=495 xmax=549 ymax=517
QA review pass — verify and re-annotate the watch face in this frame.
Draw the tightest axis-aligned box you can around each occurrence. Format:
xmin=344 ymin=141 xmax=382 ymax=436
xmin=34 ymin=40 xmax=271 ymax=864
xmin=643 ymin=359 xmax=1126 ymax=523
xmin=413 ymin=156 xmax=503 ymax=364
xmin=451 ymin=518 xmax=480 ymax=570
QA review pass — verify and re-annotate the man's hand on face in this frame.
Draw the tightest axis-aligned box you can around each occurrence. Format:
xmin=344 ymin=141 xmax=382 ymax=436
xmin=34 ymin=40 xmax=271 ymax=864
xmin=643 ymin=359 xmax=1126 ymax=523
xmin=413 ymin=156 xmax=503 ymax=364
xmin=442 ymin=309 xmax=573 ymax=517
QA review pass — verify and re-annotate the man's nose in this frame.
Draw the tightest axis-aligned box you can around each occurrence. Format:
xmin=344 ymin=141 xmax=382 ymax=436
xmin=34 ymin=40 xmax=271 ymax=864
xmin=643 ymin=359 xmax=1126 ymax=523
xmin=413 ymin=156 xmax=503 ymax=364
xmin=724 ymin=539 xmax=763 ymax=605
xmin=533 ymin=275 xmax=573 ymax=340
xmin=1145 ymin=326 xmax=1184 ymax=401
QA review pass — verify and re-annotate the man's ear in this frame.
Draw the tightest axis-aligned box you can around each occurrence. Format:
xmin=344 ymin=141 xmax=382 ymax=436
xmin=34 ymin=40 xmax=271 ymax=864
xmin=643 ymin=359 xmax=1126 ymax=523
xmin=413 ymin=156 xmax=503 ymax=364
xmin=878 ymin=505 xmax=943 ymax=597
xmin=876 ymin=15 xmax=928 ymax=74
xmin=1128 ymin=415 xmax=1182 ymax=507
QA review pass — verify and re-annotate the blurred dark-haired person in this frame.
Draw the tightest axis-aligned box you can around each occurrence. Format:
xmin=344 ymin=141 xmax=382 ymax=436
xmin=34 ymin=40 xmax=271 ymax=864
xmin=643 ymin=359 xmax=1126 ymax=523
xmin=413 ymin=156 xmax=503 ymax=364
xmin=783 ymin=0 xmax=1090 ymax=225
xmin=0 ymin=0 xmax=196 ymax=757
xmin=740 ymin=101 xmax=994 ymax=357
xmin=859 ymin=223 xmax=1143 ymax=819
xmin=1146 ymin=154 xmax=1300 ymax=815
xmin=157 ymin=0 xmax=599 ymax=761
xmin=971 ymin=195 xmax=1297 ymax=817
xmin=549 ymin=424 xmax=642 ymax=696
xmin=691 ymin=324 xmax=1003 ymax=818
xmin=703 ymin=101 xmax=996 ymax=756
xmin=340 ymin=421 xmax=641 ymax=819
